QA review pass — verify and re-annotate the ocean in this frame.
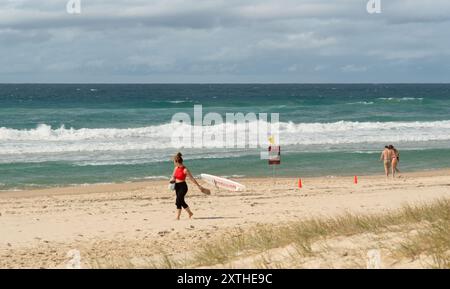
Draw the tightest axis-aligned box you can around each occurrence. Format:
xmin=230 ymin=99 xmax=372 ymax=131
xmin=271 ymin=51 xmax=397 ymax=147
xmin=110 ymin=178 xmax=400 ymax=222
xmin=0 ymin=84 xmax=449 ymax=190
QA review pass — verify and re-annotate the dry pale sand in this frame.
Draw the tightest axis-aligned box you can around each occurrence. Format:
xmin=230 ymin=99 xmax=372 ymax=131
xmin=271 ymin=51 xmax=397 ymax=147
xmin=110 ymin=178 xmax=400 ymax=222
xmin=0 ymin=170 xmax=449 ymax=269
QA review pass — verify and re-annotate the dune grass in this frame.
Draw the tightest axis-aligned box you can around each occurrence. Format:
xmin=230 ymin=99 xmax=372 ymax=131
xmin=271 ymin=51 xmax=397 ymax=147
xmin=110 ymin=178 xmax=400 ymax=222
xmin=192 ymin=199 xmax=450 ymax=268
xmin=397 ymin=220 xmax=450 ymax=269
xmin=90 ymin=199 xmax=449 ymax=268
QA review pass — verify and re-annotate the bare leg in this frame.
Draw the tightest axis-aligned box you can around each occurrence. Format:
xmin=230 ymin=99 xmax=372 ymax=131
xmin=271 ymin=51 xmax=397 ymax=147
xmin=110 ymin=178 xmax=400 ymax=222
xmin=176 ymin=209 xmax=182 ymax=220
xmin=384 ymin=161 xmax=390 ymax=179
xmin=391 ymin=159 xmax=398 ymax=179
xmin=185 ymin=207 xmax=194 ymax=219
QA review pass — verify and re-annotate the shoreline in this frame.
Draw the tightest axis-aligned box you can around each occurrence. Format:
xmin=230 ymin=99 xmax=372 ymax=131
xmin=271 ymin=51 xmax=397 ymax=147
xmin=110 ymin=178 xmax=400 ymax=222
xmin=2 ymin=147 xmax=450 ymax=193
xmin=1 ymin=167 xmax=449 ymax=199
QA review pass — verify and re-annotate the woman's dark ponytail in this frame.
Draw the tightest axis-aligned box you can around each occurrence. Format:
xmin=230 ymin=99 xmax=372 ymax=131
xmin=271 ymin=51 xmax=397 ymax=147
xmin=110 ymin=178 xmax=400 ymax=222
xmin=174 ymin=152 xmax=183 ymax=164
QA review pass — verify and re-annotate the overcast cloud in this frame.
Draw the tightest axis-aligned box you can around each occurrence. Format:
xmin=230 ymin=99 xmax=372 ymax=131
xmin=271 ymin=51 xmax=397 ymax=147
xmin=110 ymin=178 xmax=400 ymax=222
xmin=0 ymin=0 xmax=449 ymax=83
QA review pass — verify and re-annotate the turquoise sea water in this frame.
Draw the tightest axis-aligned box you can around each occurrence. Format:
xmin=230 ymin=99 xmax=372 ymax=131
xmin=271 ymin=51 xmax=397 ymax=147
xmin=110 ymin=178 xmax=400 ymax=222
xmin=0 ymin=84 xmax=449 ymax=190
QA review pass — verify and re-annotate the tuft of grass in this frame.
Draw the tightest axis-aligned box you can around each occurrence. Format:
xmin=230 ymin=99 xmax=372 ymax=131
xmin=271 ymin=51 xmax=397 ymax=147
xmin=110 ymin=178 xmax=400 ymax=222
xmin=192 ymin=199 xmax=449 ymax=267
xmin=397 ymin=220 xmax=450 ymax=269
xmin=159 ymin=253 xmax=178 ymax=269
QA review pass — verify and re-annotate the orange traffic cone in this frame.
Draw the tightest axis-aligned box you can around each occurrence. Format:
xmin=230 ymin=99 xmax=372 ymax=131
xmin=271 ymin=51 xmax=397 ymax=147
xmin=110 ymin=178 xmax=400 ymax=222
xmin=298 ymin=178 xmax=303 ymax=188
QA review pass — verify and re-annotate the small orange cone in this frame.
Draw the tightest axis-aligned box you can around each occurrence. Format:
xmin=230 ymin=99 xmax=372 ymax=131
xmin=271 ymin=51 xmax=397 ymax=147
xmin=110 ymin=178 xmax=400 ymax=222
xmin=298 ymin=178 xmax=303 ymax=188
xmin=354 ymin=176 xmax=358 ymax=184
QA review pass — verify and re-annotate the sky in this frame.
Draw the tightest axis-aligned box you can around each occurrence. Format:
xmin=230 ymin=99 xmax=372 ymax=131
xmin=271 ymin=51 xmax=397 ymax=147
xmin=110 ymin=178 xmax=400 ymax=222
xmin=0 ymin=0 xmax=450 ymax=83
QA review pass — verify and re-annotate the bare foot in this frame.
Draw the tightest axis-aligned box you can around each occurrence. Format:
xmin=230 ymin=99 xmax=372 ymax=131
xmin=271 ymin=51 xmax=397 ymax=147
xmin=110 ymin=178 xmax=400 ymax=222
xmin=188 ymin=212 xmax=194 ymax=219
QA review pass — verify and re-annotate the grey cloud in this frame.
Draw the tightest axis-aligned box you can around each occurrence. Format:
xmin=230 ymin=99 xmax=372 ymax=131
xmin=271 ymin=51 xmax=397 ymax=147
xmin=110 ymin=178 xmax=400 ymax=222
xmin=0 ymin=1 xmax=364 ymax=31
xmin=0 ymin=0 xmax=450 ymax=83
xmin=383 ymin=0 xmax=450 ymax=25
xmin=0 ymin=29 xmax=52 ymax=45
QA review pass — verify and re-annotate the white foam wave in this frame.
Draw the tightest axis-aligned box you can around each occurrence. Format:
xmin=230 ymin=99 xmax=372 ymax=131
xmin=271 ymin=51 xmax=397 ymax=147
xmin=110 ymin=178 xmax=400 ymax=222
xmin=347 ymin=101 xmax=374 ymax=105
xmin=0 ymin=121 xmax=449 ymax=157
xmin=168 ymin=100 xmax=192 ymax=104
xmin=139 ymin=176 xmax=170 ymax=180
xmin=378 ymin=97 xmax=423 ymax=101
xmin=220 ymin=175 xmax=246 ymax=178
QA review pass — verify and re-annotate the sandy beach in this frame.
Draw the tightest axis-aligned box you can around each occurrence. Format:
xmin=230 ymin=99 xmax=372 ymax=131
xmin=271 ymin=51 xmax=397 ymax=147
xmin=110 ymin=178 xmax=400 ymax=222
xmin=0 ymin=170 xmax=449 ymax=269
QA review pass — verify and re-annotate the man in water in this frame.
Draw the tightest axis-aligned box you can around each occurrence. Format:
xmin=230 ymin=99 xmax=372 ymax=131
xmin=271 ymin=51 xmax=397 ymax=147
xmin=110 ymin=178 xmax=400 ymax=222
xmin=380 ymin=145 xmax=392 ymax=178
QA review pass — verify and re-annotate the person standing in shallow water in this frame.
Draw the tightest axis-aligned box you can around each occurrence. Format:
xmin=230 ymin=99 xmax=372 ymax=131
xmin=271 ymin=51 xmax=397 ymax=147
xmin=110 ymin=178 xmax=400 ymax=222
xmin=170 ymin=152 xmax=210 ymax=220
xmin=389 ymin=145 xmax=399 ymax=178
xmin=392 ymin=145 xmax=401 ymax=174
xmin=380 ymin=146 xmax=392 ymax=178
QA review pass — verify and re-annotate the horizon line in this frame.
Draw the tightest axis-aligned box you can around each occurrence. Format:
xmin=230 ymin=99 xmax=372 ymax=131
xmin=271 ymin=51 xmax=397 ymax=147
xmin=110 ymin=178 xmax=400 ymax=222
xmin=1 ymin=82 xmax=450 ymax=85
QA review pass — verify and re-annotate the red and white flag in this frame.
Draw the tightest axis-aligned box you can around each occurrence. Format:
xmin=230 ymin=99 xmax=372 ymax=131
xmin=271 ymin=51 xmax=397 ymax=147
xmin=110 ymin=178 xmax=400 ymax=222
xmin=268 ymin=145 xmax=281 ymax=165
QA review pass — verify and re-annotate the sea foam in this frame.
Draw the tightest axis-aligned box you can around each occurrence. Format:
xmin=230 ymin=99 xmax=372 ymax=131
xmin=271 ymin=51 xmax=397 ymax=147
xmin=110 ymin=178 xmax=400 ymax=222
xmin=0 ymin=120 xmax=449 ymax=155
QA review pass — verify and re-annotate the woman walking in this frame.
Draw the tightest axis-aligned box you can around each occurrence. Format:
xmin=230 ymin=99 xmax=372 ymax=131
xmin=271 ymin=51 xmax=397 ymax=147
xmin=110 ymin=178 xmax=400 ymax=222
xmin=170 ymin=152 xmax=210 ymax=220
xmin=380 ymin=145 xmax=391 ymax=178
xmin=389 ymin=145 xmax=400 ymax=178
